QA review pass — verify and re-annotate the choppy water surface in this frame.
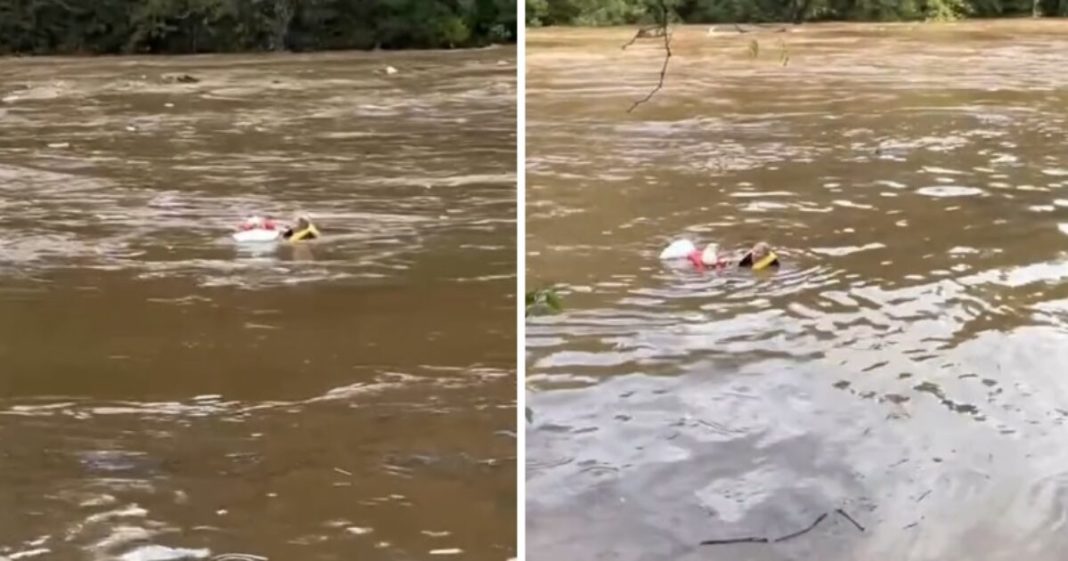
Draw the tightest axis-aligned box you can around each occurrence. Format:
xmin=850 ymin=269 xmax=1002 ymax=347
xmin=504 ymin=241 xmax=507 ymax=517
xmin=0 ymin=48 xmax=515 ymax=561
xmin=527 ymin=21 xmax=1068 ymax=561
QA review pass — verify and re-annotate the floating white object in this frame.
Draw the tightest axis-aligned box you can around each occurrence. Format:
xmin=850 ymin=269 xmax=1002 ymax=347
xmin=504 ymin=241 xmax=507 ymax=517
xmin=232 ymin=229 xmax=282 ymax=243
xmin=700 ymin=243 xmax=720 ymax=265
xmin=659 ymin=239 xmax=696 ymax=260
xmin=385 ymin=66 xmax=398 ymax=75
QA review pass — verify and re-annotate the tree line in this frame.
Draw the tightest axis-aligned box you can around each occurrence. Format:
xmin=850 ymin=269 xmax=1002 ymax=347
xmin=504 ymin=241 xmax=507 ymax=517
xmin=0 ymin=0 xmax=516 ymax=55
xmin=527 ymin=0 xmax=1068 ymax=26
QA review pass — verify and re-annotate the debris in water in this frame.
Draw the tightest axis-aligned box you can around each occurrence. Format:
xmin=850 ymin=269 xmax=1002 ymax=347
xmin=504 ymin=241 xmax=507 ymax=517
xmin=385 ymin=66 xmax=399 ymax=75
xmin=333 ymin=467 xmax=353 ymax=476
xmin=346 ymin=526 xmax=373 ymax=535
xmin=47 ymin=142 xmax=69 ymax=149
xmin=701 ymin=509 xmax=866 ymax=546
xmin=161 ymin=73 xmax=199 ymax=84
xmin=429 ymin=549 xmax=462 ymax=555
xmin=835 ymin=508 xmax=865 ymax=532
xmin=164 ymin=103 xmax=175 ymax=108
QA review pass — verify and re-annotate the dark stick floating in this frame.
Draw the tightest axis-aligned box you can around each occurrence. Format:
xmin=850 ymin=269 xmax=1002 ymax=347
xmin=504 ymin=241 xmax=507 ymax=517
xmin=700 ymin=510 xmax=866 ymax=546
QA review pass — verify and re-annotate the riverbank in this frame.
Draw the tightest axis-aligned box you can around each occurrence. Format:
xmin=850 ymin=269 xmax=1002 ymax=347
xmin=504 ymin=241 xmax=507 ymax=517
xmin=527 ymin=18 xmax=1068 ymax=50
xmin=527 ymin=0 xmax=1065 ymax=27
xmin=0 ymin=0 xmax=516 ymax=56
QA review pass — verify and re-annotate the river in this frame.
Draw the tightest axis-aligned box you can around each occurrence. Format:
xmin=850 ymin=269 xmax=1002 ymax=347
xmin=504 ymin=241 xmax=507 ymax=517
xmin=0 ymin=48 xmax=515 ymax=561
xmin=526 ymin=21 xmax=1068 ymax=561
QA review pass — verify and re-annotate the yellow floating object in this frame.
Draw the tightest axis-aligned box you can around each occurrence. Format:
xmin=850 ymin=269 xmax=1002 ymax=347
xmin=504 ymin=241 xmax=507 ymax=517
xmin=752 ymin=251 xmax=779 ymax=271
xmin=287 ymin=224 xmax=320 ymax=242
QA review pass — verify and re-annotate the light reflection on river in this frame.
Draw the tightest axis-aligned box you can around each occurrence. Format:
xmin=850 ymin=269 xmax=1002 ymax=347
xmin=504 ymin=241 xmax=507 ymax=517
xmin=526 ymin=21 xmax=1068 ymax=561
xmin=0 ymin=47 xmax=515 ymax=561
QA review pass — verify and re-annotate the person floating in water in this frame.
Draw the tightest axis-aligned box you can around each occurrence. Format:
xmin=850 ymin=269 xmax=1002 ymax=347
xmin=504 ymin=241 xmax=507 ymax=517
xmin=233 ymin=214 xmax=320 ymax=243
xmin=737 ymin=241 xmax=779 ymax=270
xmin=282 ymin=215 xmax=320 ymax=242
xmin=661 ymin=239 xmax=779 ymax=272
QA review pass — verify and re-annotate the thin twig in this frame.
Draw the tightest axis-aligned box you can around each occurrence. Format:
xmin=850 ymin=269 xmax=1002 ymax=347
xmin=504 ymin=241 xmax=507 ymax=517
xmin=626 ymin=0 xmax=672 ymax=113
xmin=773 ymin=512 xmax=828 ymax=542
xmin=700 ymin=536 xmax=769 ymax=545
xmin=835 ymin=509 xmax=866 ymax=532
xmin=701 ymin=512 xmax=831 ymax=546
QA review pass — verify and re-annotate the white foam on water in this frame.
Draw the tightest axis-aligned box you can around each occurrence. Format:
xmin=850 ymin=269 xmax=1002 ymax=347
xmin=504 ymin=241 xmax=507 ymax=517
xmin=922 ymin=166 xmax=967 ymax=175
xmin=117 ymin=545 xmax=210 ymax=561
xmin=833 ymin=199 xmax=875 ymax=209
xmin=810 ymin=243 xmax=886 ymax=256
xmin=7 ymin=549 xmax=50 ymax=560
xmin=916 ymin=185 xmax=985 ymax=197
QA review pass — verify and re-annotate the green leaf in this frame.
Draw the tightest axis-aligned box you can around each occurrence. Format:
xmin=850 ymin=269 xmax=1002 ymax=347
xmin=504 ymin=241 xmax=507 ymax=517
xmin=526 ymin=287 xmax=564 ymax=317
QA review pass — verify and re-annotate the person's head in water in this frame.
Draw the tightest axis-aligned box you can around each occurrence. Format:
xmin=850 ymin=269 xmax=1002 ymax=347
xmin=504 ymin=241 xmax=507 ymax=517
xmin=751 ymin=242 xmax=770 ymax=260
xmin=284 ymin=214 xmax=320 ymax=241
xmin=739 ymin=241 xmax=779 ymax=270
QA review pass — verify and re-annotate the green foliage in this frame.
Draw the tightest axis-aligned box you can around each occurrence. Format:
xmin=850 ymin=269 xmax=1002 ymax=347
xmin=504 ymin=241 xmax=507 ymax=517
xmin=526 ymin=287 xmax=563 ymax=317
xmin=527 ymin=0 xmax=1058 ymax=24
xmin=0 ymin=0 xmax=516 ymax=55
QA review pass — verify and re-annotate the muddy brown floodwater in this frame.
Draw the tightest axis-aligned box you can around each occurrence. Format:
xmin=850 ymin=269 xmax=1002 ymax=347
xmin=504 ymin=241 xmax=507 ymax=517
xmin=0 ymin=48 xmax=515 ymax=561
xmin=527 ymin=21 xmax=1068 ymax=561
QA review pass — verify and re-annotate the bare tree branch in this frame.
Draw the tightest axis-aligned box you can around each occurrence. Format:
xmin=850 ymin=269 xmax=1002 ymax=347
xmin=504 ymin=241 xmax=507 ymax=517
xmin=621 ymin=30 xmax=642 ymax=50
xmin=625 ymin=0 xmax=672 ymax=113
